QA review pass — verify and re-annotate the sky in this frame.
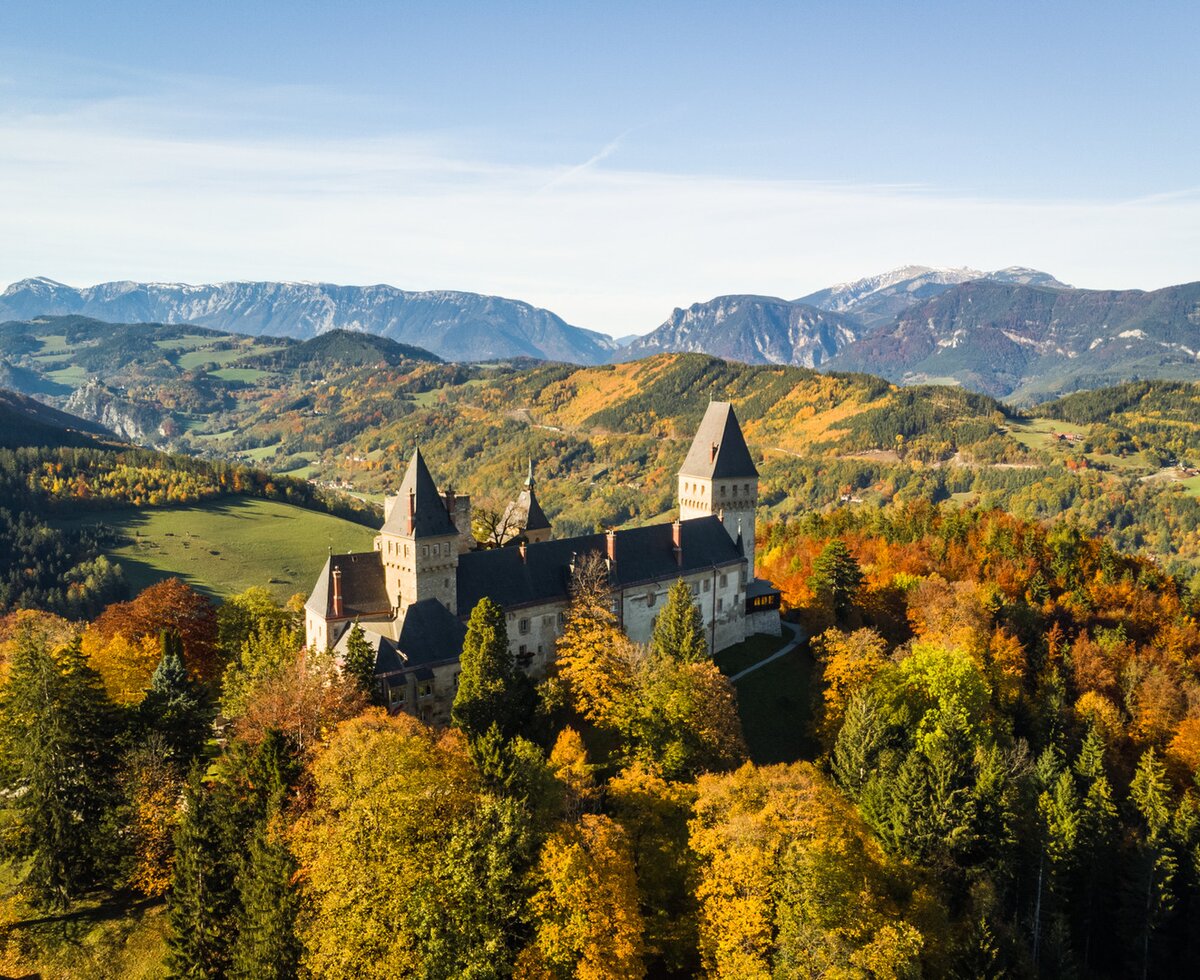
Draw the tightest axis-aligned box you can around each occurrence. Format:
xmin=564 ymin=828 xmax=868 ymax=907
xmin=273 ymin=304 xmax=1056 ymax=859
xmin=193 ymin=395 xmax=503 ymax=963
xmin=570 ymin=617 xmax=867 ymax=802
xmin=1 ymin=1 xmax=1198 ymax=336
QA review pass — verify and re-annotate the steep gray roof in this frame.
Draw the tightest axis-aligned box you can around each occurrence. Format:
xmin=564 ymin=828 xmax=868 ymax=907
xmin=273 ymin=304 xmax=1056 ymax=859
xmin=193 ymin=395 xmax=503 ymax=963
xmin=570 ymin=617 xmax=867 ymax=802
xmin=678 ymin=401 xmax=758 ymax=480
xmin=336 ymin=599 xmax=467 ymax=677
xmin=457 ymin=515 xmax=743 ymax=613
xmin=380 ymin=448 xmax=459 ymax=539
xmin=304 ymin=551 xmax=391 ymax=620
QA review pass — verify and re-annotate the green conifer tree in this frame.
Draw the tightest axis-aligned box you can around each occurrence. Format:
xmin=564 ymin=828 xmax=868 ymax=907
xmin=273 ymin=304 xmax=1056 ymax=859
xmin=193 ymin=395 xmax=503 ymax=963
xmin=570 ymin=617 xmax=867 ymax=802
xmin=0 ymin=626 xmax=118 ymax=906
xmin=1127 ymin=747 xmax=1178 ymax=980
xmin=167 ymin=764 xmax=240 ymax=979
xmin=140 ymin=629 xmax=211 ymax=764
xmin=230 ymin=801 xmax=299 ymax=980
xmin=650 ymin=579 xmax=708 ymax=663
xmin=341 ymin=620 xmax=379 ymax=702
xmin=453 ymin=596 xmax=525 ymax=739
xmin=808 ymin=539 xmax=863 ymax=619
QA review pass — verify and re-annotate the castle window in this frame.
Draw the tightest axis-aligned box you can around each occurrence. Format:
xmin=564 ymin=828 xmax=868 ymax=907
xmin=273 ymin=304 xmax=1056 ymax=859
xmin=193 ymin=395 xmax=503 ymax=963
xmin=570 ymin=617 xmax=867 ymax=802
xmin=691 ymin=583 xmax=699 ymax=596
xmin=720 ymin=573 xmax=728 ymax=588
xmin=646 ymin=590 xmax=656 ymax=607
xmin=419 ymin=683 xmax=433 ymax=699
xmin=744 ymin=483 xmax=750 ymax=495
xmin=720 ymin=485 xmax=727 ymax=497
xmin=422 ymin=545 xmax=429 ymax=558
xmin=732 ymin=485 xmax=737 ymax=497
xmin=718 ymin=597 xmax=724 ymax=612
xmin=703 ymin=578 xmax=710 ymax=592
xmin=517 ymin=644 xmax=532 ymax=668
xmin=519 ymin=618 xmax=530 ymax=635
xmin=558 ymin=612 xmax=566 ymax=629
xmin=444 ymin=578 xmax=449 ymax=589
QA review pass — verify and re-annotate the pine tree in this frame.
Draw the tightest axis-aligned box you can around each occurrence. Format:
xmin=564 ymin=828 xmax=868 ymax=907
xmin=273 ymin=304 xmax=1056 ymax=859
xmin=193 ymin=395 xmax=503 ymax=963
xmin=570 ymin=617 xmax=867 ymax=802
xmin=167 ymin=764 xmax=240 ymax=979
xmin=140 ymin=629 xmax=211 ymax=764
xmin=341 ymin=620 xmax=379 ymax=702
xmin=808 ymin=539 xmax=863 ymax=619
xmin=1127 ymin=747 xmax=1178 ymax=980
xmin=453 ymin=596 xmax=522 ymax=740
xmin=650 ymin=579 xmax=708 ymax=663
xmin=0 ymin=626 xmax=118 ymax=906
xmin=230 ymin=803 xmax=299 ymax=980
xmin=1074 ymin=726 xmax=1119 ymax=971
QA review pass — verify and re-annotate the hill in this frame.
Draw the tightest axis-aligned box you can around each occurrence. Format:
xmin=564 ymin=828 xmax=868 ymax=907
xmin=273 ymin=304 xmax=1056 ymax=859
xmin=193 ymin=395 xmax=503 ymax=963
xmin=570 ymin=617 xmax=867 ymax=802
xmin=54 ymin=497 xmax=376 ymax=601
xmin=0 ymin=386 xmax=113 ymax=448
xmin=0 ymin=278 xmax=617 ymax=364
xmin=797 ymin=265 xmax=1066 ymax=331
xmin=825 ymin=278 xmax=1200 ymax=400
xmin=617 ymin=296 xmax=863 ymax=367
xmin=238 ymin=328 xmax=440 ymax=370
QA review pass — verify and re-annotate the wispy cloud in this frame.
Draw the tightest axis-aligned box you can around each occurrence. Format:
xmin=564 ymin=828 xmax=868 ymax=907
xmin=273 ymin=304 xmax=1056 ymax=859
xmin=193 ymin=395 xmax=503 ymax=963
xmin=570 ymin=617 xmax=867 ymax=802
xmin=1 ymin=81 xmax=1198 ymax=335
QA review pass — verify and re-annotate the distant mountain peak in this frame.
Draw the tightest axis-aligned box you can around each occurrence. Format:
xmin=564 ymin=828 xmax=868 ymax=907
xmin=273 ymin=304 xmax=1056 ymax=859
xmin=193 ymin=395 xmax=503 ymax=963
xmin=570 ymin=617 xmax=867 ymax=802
xmin=0 ymin=278 xmax=617 ymax=365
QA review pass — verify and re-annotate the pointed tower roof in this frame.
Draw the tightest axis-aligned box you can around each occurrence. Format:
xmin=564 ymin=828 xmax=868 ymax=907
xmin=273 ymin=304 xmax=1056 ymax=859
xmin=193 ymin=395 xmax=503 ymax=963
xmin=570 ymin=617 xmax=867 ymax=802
xmin=380 ymin=448 xmax=458 ymax=538
xmin=679 ymin=401 xmax=758 ymax=479
xmin=505 ymin=458 xmax=551 ymax=535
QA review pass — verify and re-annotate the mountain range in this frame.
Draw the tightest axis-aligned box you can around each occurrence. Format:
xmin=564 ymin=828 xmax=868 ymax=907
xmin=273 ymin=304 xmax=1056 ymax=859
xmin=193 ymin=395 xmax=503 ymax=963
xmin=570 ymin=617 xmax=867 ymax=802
xmin=3 ymin=267 xmax=1198 ymax=400
xmin=0 ymin=278 xmax=615 ymax=365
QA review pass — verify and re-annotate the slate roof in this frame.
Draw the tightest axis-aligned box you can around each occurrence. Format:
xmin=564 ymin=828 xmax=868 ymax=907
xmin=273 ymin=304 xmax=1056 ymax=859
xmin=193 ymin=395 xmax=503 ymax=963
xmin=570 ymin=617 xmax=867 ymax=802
xmin=335 ymin=598 xmax=467 ymax=677
xmin=457 ymin=515 xmax=744 ymax=613
xmin=304 ymin=551 xmax=391 ymax=620
xmin=380 ymin=448 xmax=459 ymax=539
xmin=679 ymin=401 xmax=759 ymax=480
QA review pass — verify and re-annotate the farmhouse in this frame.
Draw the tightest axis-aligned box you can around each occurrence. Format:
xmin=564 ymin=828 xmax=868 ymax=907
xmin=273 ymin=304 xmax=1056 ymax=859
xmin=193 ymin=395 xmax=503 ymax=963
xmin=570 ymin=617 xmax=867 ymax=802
xmin=304 ymin=401 xmax=782 ymax=723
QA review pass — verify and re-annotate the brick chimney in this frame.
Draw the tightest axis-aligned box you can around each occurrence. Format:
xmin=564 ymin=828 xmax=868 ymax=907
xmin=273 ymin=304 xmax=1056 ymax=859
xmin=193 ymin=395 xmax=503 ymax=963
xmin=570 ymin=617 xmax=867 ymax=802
xmin=407 ymin=488 xmax=416 ymax=535
xmin=331 ymin=567 xmax=344 ymax=617
xmin=606 ymin=528 xmax=617 ymax=563
xmin=672 ymin=519 xmax=682 ymax=567
xmin=518 ymin=540 xmax=527 ymax=563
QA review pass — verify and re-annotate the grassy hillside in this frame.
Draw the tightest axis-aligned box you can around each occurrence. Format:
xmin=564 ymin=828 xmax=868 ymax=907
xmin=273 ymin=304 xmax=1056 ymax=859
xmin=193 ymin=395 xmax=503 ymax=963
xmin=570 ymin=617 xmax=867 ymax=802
xmin=54 ymin=498 xmax=377 ymax=602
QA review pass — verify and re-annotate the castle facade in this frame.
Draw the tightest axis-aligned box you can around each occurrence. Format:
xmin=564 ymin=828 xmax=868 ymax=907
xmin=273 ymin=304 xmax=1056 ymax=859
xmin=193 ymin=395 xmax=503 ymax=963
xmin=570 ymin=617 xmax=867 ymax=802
xmin=304 ymin=401 xmax=781 ymax=724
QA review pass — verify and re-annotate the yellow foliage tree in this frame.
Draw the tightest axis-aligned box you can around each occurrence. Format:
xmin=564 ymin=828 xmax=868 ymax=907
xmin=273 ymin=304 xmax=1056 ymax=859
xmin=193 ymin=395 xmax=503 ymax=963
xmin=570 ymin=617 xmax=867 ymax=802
xmin=811 ymin=627 xmax=888 ymax=743
xmin=82 ymin=629 xmax=161 ymax=705
xmin=529 ymin=813 xmax=646 ymax=980
xmin=549 ymin=727 xmax=599 ymax=818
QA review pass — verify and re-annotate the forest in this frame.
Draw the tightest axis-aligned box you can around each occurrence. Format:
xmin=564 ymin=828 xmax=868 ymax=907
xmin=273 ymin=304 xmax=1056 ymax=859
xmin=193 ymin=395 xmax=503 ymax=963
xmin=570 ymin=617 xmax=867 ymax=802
xmin=3 ymin=497 xmax=1200 ymax=978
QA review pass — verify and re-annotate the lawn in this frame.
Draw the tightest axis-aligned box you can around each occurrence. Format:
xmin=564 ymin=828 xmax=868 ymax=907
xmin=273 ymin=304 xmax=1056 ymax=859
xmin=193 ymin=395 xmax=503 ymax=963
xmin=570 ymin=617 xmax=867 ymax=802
xmin=209 ymin=366 xmax=270 ymax=383
xmin=0 ymin=888 xmax=169 ymax=979
xmin=55 ymin=497 xmax=377 ymax=601
xmin=716 ymin=628 xmax=817 ymax=765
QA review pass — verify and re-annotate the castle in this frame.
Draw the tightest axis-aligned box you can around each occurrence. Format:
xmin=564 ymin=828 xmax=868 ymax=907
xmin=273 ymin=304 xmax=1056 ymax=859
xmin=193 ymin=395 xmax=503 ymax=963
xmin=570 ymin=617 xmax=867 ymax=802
xmin=304 ymin=401 xmax=782 ymax=723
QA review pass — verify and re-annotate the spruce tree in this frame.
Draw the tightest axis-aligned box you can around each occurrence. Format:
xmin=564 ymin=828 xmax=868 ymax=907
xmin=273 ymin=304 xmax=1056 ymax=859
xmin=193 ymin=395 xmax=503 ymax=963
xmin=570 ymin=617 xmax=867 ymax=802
xmin=168 ymin=763 xmax=240 ymax=979
xmin=1074 ymin=726 xmax=1119 ymax=971
xmin=808 ymin=539 xmax=863 ymax=619
xmin=0 ymin=626 xmax=118 ymax=906
xmin=341 ymin=620 xmax=378 ymax=701
xmin=1127 ymin=747 xmax=1178 ymax=980
xmin=650 ymin=579 xmax=708 ymax=663
xmin=230 ymin=800 xmax=299 ymax=980
xmin=140 ymin=629 xmax=211 ymax=764
xmin=453 ymin=597 xmax=523 ymax=739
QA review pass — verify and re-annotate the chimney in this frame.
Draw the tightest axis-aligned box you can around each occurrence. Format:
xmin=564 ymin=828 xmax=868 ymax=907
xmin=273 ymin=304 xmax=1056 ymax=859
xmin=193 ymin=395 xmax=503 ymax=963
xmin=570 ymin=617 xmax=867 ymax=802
xmin=518 ymin=540 xmax=527 ymax=563
xmin=672 ymin=519 xmax=682 ymax=567
xmin=710 ymin=441 xmax=719 ymax=463
xmin=606 ymin=528 xmax=617 ymax=564
xmin=407 ymin=488 xmax=416 ymax=535
xmin=569 ymin=551 xmax=577 ymax=575
xmin=443 ymin=487 xmax=456 ymax=522
xmin=331 ymin=567 xmax=344 ymax=617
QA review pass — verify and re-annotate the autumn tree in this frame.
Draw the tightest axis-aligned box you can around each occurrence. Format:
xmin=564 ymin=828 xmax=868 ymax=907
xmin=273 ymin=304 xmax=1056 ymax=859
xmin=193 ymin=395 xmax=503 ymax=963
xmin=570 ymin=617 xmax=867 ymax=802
xmin=650 ymin=579 xmax=708 ymax=663
xmin=528 ymin=813 xmax=646 ymax=980
xmin=553 ymin=553 xmax=634 ymax=731
xmin=0 ymin=627 xmax=118 ymax=906
xmin=217 ymin=586 xmax=293 ymax=659
xmin=811 ymin=626 xmax=888 ymax=744
xmin=549 ymin=727 xmax=599 ymax=819
xmin=220 ymin=618 xmax=304 ymax=718
xmin=87 ymin=578 xmax=219 ymax=682
xmin=120 ymin=737 xmax=183 ymax=899
xmin=232 ymin=647 xmax=366 ymax=758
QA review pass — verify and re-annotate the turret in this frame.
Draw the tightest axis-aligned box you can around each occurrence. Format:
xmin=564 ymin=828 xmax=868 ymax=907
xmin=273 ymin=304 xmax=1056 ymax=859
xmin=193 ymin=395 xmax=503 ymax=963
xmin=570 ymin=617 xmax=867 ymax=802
xmin=375 ymin=448 xmax=461 ymax=615
xmin=678 ymin=401 xmax=759 ymax=579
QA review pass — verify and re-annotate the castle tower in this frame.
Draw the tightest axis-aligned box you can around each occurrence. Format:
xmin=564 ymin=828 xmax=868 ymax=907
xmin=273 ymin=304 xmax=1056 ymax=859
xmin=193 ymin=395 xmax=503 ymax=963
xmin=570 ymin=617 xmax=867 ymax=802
xmin=503 ymin=458 xmax=553 ymax=544
xmin=678 ymin=401 xmax=759 ymax=579
xmin=375 ymin=448 xmax=461 ymax=615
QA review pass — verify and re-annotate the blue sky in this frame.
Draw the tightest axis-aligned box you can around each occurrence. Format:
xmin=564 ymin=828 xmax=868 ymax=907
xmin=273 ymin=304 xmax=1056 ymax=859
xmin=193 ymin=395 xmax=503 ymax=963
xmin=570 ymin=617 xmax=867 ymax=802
xmin=1 ymin=1 xmax=1197 ymax=334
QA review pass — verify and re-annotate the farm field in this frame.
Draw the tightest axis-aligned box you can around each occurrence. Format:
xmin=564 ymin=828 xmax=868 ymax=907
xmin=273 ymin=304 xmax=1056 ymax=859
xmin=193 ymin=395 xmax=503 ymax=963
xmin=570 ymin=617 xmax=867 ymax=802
xmin=55 ymin=498 xmax=377 ymax=601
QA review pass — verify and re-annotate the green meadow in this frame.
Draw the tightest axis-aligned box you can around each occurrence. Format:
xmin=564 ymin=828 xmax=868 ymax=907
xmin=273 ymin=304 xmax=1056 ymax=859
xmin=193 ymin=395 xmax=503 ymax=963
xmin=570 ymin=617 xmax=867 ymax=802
xmin=56 ymin=498 xmax=377 ymax=602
